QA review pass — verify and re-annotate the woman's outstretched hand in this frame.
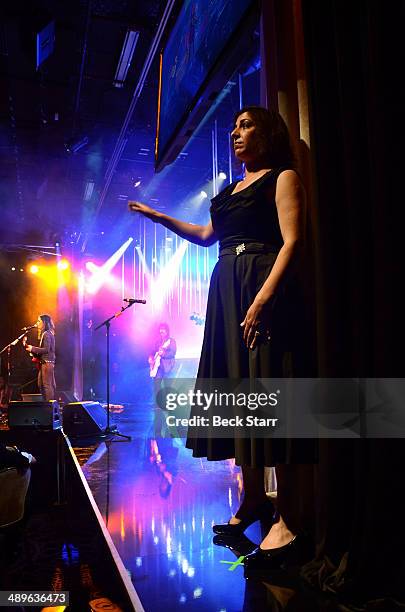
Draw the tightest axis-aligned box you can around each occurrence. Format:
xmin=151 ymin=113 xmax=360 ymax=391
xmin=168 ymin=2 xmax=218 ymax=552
xmin=128 ymin=200 xmax=159 ymax=221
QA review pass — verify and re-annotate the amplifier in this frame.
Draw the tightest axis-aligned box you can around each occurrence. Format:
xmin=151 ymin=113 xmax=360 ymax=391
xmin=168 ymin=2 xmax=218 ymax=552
xmin=8 ymin=400 xmax=62 ymax=430
xmin=62 ymin=401 xmax=107 ymax=437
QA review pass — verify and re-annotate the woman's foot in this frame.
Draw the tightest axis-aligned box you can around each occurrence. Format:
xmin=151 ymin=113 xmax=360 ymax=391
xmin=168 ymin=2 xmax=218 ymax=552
xmin=243 ymin=532 xmax=312 ymax=579
xmin=213 ymin=497 xmax=274 ymax=535
xmin=259 ymin=520 xmax=295 ymax=550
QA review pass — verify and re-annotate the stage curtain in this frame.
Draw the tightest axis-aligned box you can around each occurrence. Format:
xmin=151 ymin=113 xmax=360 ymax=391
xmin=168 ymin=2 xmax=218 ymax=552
xmin=261 ymin=0 xmax=404 ymax=602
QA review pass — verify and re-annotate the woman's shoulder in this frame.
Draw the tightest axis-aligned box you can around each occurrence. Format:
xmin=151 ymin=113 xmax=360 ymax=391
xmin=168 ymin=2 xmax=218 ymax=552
xmin=274 ymin=168 xmax=305 ymax=200
xmin=275 ymin=167 xmax=302 ymax=183
xmin=276 ymin=168 xmax=303 ymax=187
xmin=250 ymin=167 xmax=297 ymax=192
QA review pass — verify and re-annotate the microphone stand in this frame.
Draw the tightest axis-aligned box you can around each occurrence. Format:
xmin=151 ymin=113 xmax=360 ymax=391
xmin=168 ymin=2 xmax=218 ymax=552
xmin=0 ymin=331 xmax=29 ymax=403
xmin=0 ymin=330 xmax=27 ymax=355
xmin=94 ymin=302 xmax=141 ymax=441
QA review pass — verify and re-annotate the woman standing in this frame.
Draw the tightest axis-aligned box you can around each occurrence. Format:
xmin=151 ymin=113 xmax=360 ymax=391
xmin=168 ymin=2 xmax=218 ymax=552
xmin=25 ymin=314 xmax=56 ymax=401
xmin=129 ymin=106 xmax=315 ymax=575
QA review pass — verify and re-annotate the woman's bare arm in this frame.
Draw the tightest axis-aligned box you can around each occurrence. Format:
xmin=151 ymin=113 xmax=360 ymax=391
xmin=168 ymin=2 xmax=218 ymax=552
xmin=255 ymin=169 xmax=305 ymax=304
xmin=128 ymin=201 xmax=217 ymax=247
xmin=241 ymin=169 xmax=305 ymax=348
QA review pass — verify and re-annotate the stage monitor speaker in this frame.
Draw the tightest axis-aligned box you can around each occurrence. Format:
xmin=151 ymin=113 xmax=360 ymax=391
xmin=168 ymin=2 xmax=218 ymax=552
xmin=8 ymin=400 xmax=62 ymax=430
xmin=62 ymin=401 xmax=107 ymax=438
xmin=58 ymin=390 xmax=77 ymax=405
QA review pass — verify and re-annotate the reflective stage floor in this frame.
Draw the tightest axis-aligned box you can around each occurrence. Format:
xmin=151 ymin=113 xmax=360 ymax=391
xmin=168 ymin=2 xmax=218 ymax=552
xmin=71 ymin=393 xmax=341 ymax=612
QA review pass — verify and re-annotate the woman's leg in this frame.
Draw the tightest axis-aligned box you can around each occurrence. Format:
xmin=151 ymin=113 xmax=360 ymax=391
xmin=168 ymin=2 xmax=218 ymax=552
xmin=259 ymin=463 xmax=314 ymax=548
xmin=229 ymin=465 xmax=269 ymax=524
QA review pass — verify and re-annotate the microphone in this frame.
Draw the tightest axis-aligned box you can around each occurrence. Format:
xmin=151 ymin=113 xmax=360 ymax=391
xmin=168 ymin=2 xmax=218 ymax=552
xmin=21 ymin=324 xmax=38 ymax=331
xmin=123 ymin=298 xmax=146 ymax=304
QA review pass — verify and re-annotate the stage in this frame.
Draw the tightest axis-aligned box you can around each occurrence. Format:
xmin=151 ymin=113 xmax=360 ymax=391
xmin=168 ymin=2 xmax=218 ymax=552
xmin=70 ymin=392 xmax=328 ymax=612
xmin=1 ymin=387 xmax=378 ymax=610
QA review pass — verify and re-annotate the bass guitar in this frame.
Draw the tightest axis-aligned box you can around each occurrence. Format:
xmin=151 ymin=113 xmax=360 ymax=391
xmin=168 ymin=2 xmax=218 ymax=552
xmin=150 ymin=339 xmax=171 ymax=378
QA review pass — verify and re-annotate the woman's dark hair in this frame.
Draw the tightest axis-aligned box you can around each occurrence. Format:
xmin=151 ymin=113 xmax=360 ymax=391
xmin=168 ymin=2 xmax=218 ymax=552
xmin=39 ymin=314 xmax=55 ymax=333
xmin=159 ymin=322 xmax=170 ymax=335
xmin=233 ymin=106 xmax=295 ymax=167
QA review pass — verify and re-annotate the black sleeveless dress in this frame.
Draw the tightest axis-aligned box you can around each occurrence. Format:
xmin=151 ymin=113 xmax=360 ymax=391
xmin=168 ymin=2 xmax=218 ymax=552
xmin=185 ymin=168 xmax=312 ymax=466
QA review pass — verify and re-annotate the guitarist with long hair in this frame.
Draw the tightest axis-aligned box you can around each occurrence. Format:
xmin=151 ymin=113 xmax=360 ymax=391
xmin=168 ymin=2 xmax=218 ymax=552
xmin=24 ymin=314 xmax=56 ymax=401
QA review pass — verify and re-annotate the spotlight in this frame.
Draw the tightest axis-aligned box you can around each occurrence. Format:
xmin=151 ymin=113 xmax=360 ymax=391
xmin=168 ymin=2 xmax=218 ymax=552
xmin=218 ymin=172 xmax=227 ymax=179
xmin=30 ymin=265 xmax=39 ymax=274
xmin=11 ymin=267 xmax=16 ymax=271
xmin=57 ymin=260 xmax=69 ymax=271
xmin=200 ymin=191 xmax=208 ymax=198
xmin=133 ymin=180 xmax=141 ymax=188
xmin=65 ymin=136 xmax=89 ymax=154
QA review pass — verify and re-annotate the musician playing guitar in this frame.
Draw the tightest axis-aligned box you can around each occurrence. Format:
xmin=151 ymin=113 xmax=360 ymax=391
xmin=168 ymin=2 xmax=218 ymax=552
xmin=149 ymin=323 xmax=177 ymax=438
xmin=24 ymin=314 xmax=56 ymax=401
xmin=149 ymin=323 xmax=176 ymax=379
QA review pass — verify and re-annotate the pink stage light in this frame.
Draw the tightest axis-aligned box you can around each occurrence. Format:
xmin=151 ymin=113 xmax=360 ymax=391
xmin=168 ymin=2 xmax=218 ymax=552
xmin=86 ymin=237 xmax=133 ymax=295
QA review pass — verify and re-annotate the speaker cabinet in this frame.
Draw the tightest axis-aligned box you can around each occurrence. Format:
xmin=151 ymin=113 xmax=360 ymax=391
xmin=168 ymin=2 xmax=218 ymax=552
xmin=62 ymin=401 xmax=107 ymax=437
xmin=58 ymin=390 xmax=77 ymax=405
xmin=8 ymin=400 xmax=62 ymax=430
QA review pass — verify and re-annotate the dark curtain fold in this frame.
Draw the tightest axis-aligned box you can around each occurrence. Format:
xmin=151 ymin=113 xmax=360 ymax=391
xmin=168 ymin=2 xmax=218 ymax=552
xmin=301 ymin=0 xmax=404 ymax=602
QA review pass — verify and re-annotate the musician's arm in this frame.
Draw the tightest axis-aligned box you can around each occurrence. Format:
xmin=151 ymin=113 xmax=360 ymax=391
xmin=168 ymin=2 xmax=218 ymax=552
xmin=29 ymin=332 xmax=51 ymax=355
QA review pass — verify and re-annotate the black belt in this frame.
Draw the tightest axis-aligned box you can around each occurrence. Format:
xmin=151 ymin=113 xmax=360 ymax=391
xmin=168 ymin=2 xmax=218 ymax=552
xmin=219 ymin=242 xmax=280 ymax=257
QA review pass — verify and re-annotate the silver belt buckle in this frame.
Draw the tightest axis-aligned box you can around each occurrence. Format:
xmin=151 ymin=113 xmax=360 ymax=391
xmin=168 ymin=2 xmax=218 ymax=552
xmin=235 ymin=242 xmax=245 ymax=255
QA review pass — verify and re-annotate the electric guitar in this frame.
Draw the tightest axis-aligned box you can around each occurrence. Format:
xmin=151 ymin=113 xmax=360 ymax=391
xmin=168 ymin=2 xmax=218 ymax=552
xmin=149 ymin=339 xmax=171 ymax=378
xmin=22 ymin=336 xmax=42 ymax=370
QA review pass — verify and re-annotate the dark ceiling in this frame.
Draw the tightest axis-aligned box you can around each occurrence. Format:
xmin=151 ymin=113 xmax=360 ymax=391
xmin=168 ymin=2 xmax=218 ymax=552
xmin=0 ymin=0 xmax=259 ymax=258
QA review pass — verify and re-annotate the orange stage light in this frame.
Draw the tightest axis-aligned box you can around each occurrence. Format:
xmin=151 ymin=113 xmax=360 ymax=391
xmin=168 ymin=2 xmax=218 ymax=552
xmin=57 ymin=259 xmax=70 ymax=270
